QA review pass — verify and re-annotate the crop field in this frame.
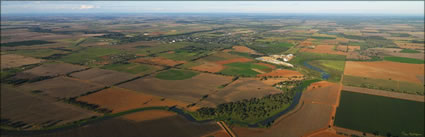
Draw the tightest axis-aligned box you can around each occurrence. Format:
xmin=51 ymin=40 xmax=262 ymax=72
xmin=101 ymin=62 xmax=162 ymax=75
xmin=300 ymin=45 xmax=347 ymax=55
xmin=344 ymin=61 xmax=424 ymax=84
xmin=1 ymin=54 xmax=44 ymax=69
xmin=247 ymin=42 xmax=294 ymax=55
xmin=384 ymin=56 xmax=424 ymax=64
xmin=59 ymin=47 xmax=124 ymax=67
xmin=5 ymin=48 xmax=68 ymax=58
xmin=199 ymin=78 xmax=282 ymax=107
xmin=155 ymin=69 xmax=199 ymax=80
xmin=20 ymin=77 xmax=104 ymax=98
xmin=308 ymin=60 xmax=345 ymax=82
xmin=121 ymin=110 xmax=177 ymax=122
xmin=190 ymin=61 xmax=224 ymax=73
xmin=1 ymin=84 xmax=99 ymax=129
xmin=118 ymin=73 xmax=233 ymax=103
xmin=232 ymin=46 xmax=260 ymax=55
xmin=130 ymin=57 xmax=186 ymax=66
xmin=220 ymin=62 xmax=272 ymax=77
xmin=70 ymin=68 xmax=137 ymax=86
xmin=257 ymin=69 xmax=303 ymax=78
xmin=77 ymin=87 xmax=193 ymax=113
xmin=128 ymin=42 xmax=189 ymax=56
xmin=400 ymin=49 xmax=421 ymax=53
xmin=22 ymin=63 xmax=87 ymax=77
xmin=343 ymin=75 xmax=424 ymax=95
xmin=334 ymin=90 xmax=424 ymax=137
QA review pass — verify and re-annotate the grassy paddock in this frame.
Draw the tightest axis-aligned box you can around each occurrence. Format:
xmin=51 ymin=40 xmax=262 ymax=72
xmin=335 ymin=91 xmax=424 ymax=137
xmin=220 ymin=62 xmax=271 ymax=77
xmin=101 ymin=63 xmax=158 ymax=75
xmin=384 ymin=56 xmax=424 ymax=64
xmin=343 ymin=75 xmax=424 ymax=95
xmin=155 ymin=69 xmax=199 ymax=80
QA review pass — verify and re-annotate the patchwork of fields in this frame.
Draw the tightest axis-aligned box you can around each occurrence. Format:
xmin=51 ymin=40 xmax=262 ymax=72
xmin=1 ymin=13 xmax=424 ymax=137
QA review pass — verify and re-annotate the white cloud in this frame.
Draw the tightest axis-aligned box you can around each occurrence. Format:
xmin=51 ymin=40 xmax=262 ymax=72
xmin=79 ymin=5 xmax=94 ymax=10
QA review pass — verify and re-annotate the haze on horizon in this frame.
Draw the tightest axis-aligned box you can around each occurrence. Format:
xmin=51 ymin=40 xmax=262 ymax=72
xmin=1 ymin=1 xmax=424 ymax=16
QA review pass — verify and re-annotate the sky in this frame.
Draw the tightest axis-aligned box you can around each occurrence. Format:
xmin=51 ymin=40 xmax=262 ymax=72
xmin=1 ymin=1 xmax=424 ymax=15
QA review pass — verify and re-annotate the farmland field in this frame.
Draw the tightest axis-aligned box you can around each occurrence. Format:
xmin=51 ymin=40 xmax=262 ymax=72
xmin=70 ymin=68 xmax=137 ymax=86
xmin=334 ymin=90 xmax=424 ymax=137
xmin=20 ymin=77 xmax=104 ymax=98
xmin=155 ymin=69 xmax=199 ymax=80
xmin=220 ymin=62 xmax=272 ymax=77
xmin=118 ymin=73 xmax=232 ymax=103
xmin=384 ymin=56 xmax=424 ymax=64
xmin=1 ymin=84 xmax=99 ymax=130
xmin=1 ymin=54 xmax=44 ymax=69
xmin=59 ymin=47 xmax=124 ymax=67
xmin=342 ymin=75 xmax=424 ymax=95
xmin=77 ymin=87 xmax=194 ymax=113
xmin=101 ymin=63 xmax=162 ymax=75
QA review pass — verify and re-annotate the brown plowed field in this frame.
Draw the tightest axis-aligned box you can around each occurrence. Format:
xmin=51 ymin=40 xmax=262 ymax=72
xmin=118 ymin=73 xmax=233 ymax=104
xmin=344 ymin=61 xmax=424 ymax=84
xmin=257 ymin=69 xmax=303 ymax=78
xmin=1 ymin=84 xmax=99 ymax=129
xmin=2 ymin=115 xmax=221 ymax=137
xmin=70 ymin=68 xmax=137 ymax=86
xmin=300 ymin=45 xmax=347 ymax=55
xmin=198 ymin=78 xmax=282 ymax=107
xmin=1 ymin=54 xmax=44 ymax=69
xmin=343 ymin=86 xmax=424 ymax=102
xmin=335 ymin=45 xmax=360 ymax=52
xmin=130 ymin=57 xmax=186 ymax=66
xmin=20 ymin=77 xmax=104 ymax=98
xmin=232 ymin=103 xmax=333 ymax=137
xmin=232 ymin=46 xmax=259 ymax=54
xmin=22 ymin=63 xmax=87 ymax=77
xmin=121 ymin=110 xmax=177 ymax=122
xmin=77 ymin=87 xmax=195 ymax=113
xmin=215 ymin=57 xmax=253 ymax=65
xmin=191 ymin=62 xmax=224 ymax=73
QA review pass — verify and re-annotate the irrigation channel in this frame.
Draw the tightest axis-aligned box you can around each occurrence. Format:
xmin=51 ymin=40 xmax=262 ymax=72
xmin=303 ymin=61 xmax=329 ymax=80
xmin=2 ymin=85 xmax=307 ymax=135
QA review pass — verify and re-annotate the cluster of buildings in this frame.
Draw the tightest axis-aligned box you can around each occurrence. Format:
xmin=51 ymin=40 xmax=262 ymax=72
xmin=255 ymin=54 xmax=294 ymax=67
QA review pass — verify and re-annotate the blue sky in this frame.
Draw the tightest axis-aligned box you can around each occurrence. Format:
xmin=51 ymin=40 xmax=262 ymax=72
xmin=1 ymin=1 xmax=424 ymax=15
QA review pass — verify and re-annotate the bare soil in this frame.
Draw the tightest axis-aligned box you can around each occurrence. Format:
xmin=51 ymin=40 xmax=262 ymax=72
xmin=344 ymin=61 xmax=424 ymax=84
xmin=70 ymin=68 xmax=137 ymax=86
xmin=1 ymin=54 xmax=44 ymax=69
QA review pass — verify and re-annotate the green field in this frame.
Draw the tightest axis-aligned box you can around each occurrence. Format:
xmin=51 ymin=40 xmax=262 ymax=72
xmin=290 ymin=52 xmax=346 ymax=81
xmin=6 ymin=49 xmax=67 ymax=58
xmin=59 ymin=47 xmax=123 ymax=67
xmin=219 ymin=62 xmax=271 ymax=77
xmin=101 ymin=63 xmax=159 ymax=75
xmin=384 ymin=56 xmax=424 ymax=64
xmin=158 ymin=49 xmax=208 ymax=61
xmin=1 ymin=40 xmax=55 ymax=47
xmin=343 ymin=75 xmax=424 ymax=95
xmin=248 ymin=42 xmax=294 ymax=55
xmin=155 ymin=69 xmax=199 ymax=80
xmin=308 ymin=60 xmax=345 ymax=82
xmin=400 ymin=49 xmax=421 ymax=53
xmin=335 ymin=91 xmax=424 ymax=137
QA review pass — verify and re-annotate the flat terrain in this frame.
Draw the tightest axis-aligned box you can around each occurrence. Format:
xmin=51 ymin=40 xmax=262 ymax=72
xmin=20 ymin=77 xmax=104 ymax=98
xmin=334 ymin=90 xmax=424 ymax=137
xmin=300 ymin=45 xmax=347 ymax=55
xmin=130 ymin=57 xmax=186 ymax=66
xmin=343 ymin=86 xmax=424 ymax=102
xmin=70 ymin=68 xmax=137 ymax=86
xmin=344 ymin=61 xmax=424 ymax=84
xmin=22 ymin=63 xmax=87 ymax=77
xmin=121 ymin=110 xmax=177 ymax=122
xmin=1 ymin=85 xmax=99 ymax=129
xmin=199 ymin=78 xmax=282 ymax=107
xmin=232 ymin=81 xmax=340 ymax=137
xmin=257 ymin=69 xmax=303 ymax=78
xmin=77 ymin=87 xmax=194 ymax=113
xmin=1 ymin=54 xmax=43 ymax=69
xmin=2 ymin=115 xmax=221 ymax=137
xmin=118 ymin=73 xmax=233 ymax=103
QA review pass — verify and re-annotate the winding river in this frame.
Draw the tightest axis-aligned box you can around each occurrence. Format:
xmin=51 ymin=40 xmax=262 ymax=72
xmin=303 ymin=61 xmax=329 ymax=80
